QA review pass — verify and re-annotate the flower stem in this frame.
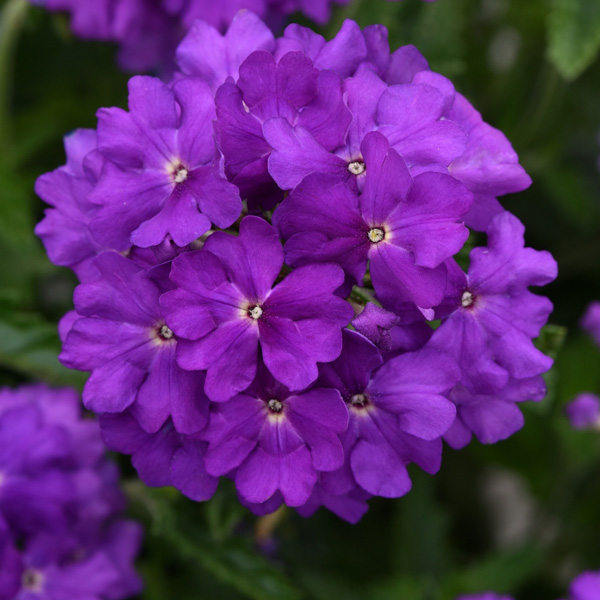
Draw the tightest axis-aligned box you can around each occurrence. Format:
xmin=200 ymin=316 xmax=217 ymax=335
xmin=351 ymin=286 xmax=376 ymax=305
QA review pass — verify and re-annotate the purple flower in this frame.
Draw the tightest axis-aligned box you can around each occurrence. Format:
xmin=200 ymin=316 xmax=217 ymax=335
xmin=351 ymin=303 xmax=400 ymax=352
xmin=431 ymin=212 xmax=556 ymax=394
xmin=264 ymin=66 xmax=466 ymax=193
xmin=360 ymin=38 xmax=531 ymax=232
xmin=0 ymin=517 xmax=20 ymax=600
xmin=273 ymin=131 xmax=473 ymax=311
xmin=60 ymin=251 xmax=209 ymax=434
xmin=274 ymin=19 xmax=370 ymax=79
xmin=41 ymin=0 xmax=181 ymax=72
xmin=430 ymin=212 xmax=556 ymax=444
xmin=443 ymin=376 xmax=547 ymax=449
xmin=90 ymin=76 xmax=241 ymax=250
xmin=567 ymin=570 xmax=600 ymax=600
xmin=0 ymin=384 xmax=104 ymax=469
xmin=214 ymin=47 xmax=350 ymax=207
xmin=11 ymin=523 xmax=142 ymax=600
xmin=176 ymin=10 xmax=276 ymax=90
xmin=564 ymin=394 xmax=600 ymax=431
xmin=203 ymin=361 xmax=348 ymax=506
xmin=445 ymin=92 xmax=532 ymax=231
xmin=161 ymin=216 xmax=353 ymax=402
xmin=0 ymin=385 xmax=143 ymax=600
xmin=34 ymin=129 xmax=108 ymax=282
xmin=0 ymin=404 xmax=73 ymax=536
xmin=295 ymin=481 xmax=371 ymax=524
xmin=100 ymin=413 xmax=218 ymax=502
xmin=581 ymin=301 xmax=600 ymax=348
xmin=316 ymin=330 xmax=459 ymax=498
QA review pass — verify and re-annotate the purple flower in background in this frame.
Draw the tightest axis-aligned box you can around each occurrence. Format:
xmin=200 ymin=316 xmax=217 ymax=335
xmin=0 ymin=516 xmax=20 ymax=600
xmin=37 ymin=0 xmax=350 ymax=72
xmin=581 ymin=301 xmax=600 ymax=347
xmin=203 ymin=361 xmax=348 ymax=506
xmin=564 ymin=394 xmax=600 ymax=431
xmin=0 ymin=385 xmax=143 ymax=600
xmin=567 ymin=570 xmax=600 ymax=600
xmin=162 ymin=216 xmax=353 ymax=402
xmin=60 ymin=252 xmax=209 ymax=434
xmin=0 ymin=404 xmax=73 ymax=536
xmin=90 ymin=76 xmax=241 ymax=250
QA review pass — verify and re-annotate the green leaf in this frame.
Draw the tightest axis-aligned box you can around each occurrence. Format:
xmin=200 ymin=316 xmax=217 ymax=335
xmin=0 ymin=311 xmax=85 ymax=387
xmin=535 ymin=324 xmax=568 ymax=361
xmin=547 ymin=0 xmax=600 ymax=80
xmin=0 ymin=162 xmax=36 ymax=248
xmin=441 ymin=545 xmax=545 ymax=598
xmin=133 ymin=487 xmax=303 ymax=600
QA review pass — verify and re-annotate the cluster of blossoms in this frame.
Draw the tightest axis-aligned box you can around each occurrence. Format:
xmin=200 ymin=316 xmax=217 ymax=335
xmin=35 ymin=11 xmax=556 ymax=523
xmin=32 ymin=0 xmax=436 ymax=72
xmin=456 ymin=569 xmax=600 ymax=600
xmin=0 ymin=384 xmax=142 ymax=599
xmin=564 ymin=302 xmax=600 ymax=431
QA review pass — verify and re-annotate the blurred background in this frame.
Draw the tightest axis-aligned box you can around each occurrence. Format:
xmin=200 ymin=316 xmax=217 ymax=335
xmin=1 ymin=0 xmax=599 ymax=598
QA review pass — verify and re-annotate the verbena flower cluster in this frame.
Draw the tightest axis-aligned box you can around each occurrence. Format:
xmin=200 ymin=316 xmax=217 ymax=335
xmin=0 ymin=384 xmax=142 ymax=599
xmin=456 ymin=569 xmax=600 ymax=600
xmin=36 ymin=11 xmax=556 ymax=523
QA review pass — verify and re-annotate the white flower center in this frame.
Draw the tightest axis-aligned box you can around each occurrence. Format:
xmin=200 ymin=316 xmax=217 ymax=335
xmin=160 ymin=325 xmax=174 ymax=339
xmin=22 ymin=569 xmax=44 ymax=592
xmin=368 ymin=228 xmax=385 ymax=243
xmin=174 ymin=166 xmax=188 ymax=184
xmin=348 ymin=161 xmax=366 ymax=175
xmin=461 ymin=291 xmax=475 ymax=308
xmin=350 ymin=393 xmax=369 ymax=408
xmin=249 ymin=305 xmax=263 ymax=320
xmin=267 ymin=399 xmax=283 ymax=413
xmin=167 ymin=159 xmax=189 ymax=184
